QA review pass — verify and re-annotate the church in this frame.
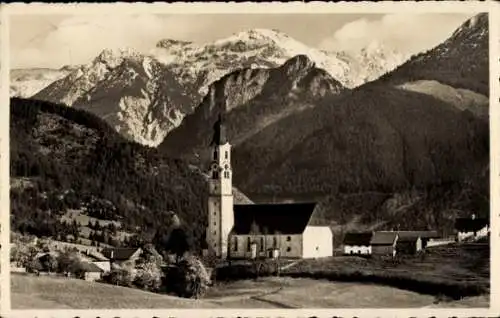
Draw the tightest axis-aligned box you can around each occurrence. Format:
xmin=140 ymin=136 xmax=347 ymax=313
xmin=206 ymin=115 xmax=333 ymax=260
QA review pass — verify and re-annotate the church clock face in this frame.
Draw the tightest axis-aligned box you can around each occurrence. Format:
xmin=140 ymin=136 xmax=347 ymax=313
xmin=210 ymin=162 xmax=219 ymax=171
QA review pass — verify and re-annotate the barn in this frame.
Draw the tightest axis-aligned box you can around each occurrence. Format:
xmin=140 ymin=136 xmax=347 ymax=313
xmin=79 ymin=261 xmax=105 ymax=281
xmin=342 ymin=232 xmax=372 ymax=255
xmin=396 ymin=235 xmax=422 ymax=255
xmin=370 ymin=232 xmax=398 ymax=257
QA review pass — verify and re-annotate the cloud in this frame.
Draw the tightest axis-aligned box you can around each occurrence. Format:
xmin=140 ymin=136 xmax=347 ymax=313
xmin=319 ymin=13 xmax=474 ymax=55
xmin=11 ymin=14 xmax=214 ymax=69
xmin=11 ymin=13 xmax=476 ymax=69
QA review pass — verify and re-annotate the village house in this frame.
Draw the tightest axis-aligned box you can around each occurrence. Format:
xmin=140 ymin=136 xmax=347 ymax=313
xmin=80 ymin=249 xmax=111 ymax=272
xmin=455 ymin=215 xmax=489 ymax=242
xmin=205 ymin=114 xmax=333 ymax=260
xmin=396 ymin=234 xmax=422 ymax=255
xmin=342 ymin=232 xmax=372 ymax=255
xmin=370 ymin=232 xmax=398 ymax=258
xmin=79 ymin=261 xmax=105 ymax=281
xmin=101 ymin=247 xmax=143 ymax=266
xmin=394 ymin=231 xmax=438 ymax=254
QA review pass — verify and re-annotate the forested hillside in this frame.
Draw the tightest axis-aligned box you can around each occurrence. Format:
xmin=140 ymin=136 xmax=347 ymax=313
xmin=10 ymin=98 xmax=214 ymax=251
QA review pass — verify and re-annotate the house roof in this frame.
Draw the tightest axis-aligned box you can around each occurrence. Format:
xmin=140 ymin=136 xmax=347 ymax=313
xmin=455 ymin=218 xmax=489 ymax=232
xmin=397 ymin=231 xmax=439 ymax=240
xmin=397 ymin=235 xmax=420 ymax=243
xmin=82 ymin=250 xmax=109 ymax=261
xmin=370 ymin=232 xmax=398 ymax=245
xmin=343 ymin=232 xmax=373 ymax=246
xmin=101 ymin=248 xmax=141 ymax=261
xmin=80 ymin=262 xmax=104 ymax=273
xmin=232 ymin=202 xmax=317 ymax=235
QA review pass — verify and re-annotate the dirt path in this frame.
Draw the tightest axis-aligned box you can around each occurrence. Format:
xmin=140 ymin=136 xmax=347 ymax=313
xmin=207 ymin=285 xmax=298 ymax=308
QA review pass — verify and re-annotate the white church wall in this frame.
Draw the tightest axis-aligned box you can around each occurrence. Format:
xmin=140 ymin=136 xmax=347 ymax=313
xmin=302 ymin=226 xmax=333 ymax=258
xmin=228 ymin=234 xmax=303 ymax=259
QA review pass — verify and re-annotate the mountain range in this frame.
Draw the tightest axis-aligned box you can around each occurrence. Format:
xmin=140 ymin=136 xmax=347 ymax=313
xmin=10 ymin=13 xmax=490 ymax=248
xmin=161 ymin=13 xmax=489 ymax=235
xmin=17 ymin=29 xmax=409 ymax=146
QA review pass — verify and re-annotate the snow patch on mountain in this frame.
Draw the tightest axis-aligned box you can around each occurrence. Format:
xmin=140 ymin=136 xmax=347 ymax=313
xmin=10 ymin=67 xmax=77 ymax=98
xmin=31 ymin=29 xmax=411 ymax=147
xmin=34 ymin=47 xmax=195 ymax=147
xmin=331 ymin=41 xmax=411 ymax=86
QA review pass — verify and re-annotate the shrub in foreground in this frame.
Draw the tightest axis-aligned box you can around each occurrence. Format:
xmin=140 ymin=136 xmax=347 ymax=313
xmin=163 ymin=255 xmax=211 ymax=299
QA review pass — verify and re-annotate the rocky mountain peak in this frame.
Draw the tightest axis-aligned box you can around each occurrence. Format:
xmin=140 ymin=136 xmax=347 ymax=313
xmin=156 ymin=39 xmax=194 ymax=49
xmin=281 ymin=54 xmax=316 ymax=75
xmin=93 ymin=47 xmax=144 ymax=68
xmin=451 ymin=13 xmax=488 ymax=40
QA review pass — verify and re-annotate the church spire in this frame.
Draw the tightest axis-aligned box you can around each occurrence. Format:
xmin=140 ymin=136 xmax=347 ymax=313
xmin=211 ymin=112 xmax=228 ymax=146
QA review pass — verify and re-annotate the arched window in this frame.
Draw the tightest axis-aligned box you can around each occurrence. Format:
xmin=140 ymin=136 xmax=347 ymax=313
xmin=224 ymin=171 xmax=230 ymax=179
xmin=212 ymin=170 xmax=219 ymax=179
xmin=213 ymin=150 xmax=218 ymax=160
xmin=260 ymin=237 xmax=264 ymax=252
xmin=225 ymin=151 xmax=228 ymax=159
xmin=234 ymin=237 xmax=238 ymax=251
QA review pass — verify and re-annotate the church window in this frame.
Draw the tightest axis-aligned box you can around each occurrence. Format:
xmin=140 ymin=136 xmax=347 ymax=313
xmin=247 ymin=238 xmax=251 ymax=251
xmin=273 ymin=237 xmax=277 ymax=247
xmin=212 ymin=170 xmax=219 ymax=179
xmin=286 ymin=236 xmax=291 ymax=241
xmin=214 ymin=150 xmax=218 ymax=160
xmin=260 ymin=237 xmax=264 ymax=251
xmin=224 ymin=171 xmax=230 ymax=179
xmin=225 ymin=151 xmax=228 ymax=159
xmin=234 ymin=237 xmax=238 ymax=251
xmin=214 ymin=222 xmax=217 ymax=226
xmin=287 ymin=247 xmax=291 ymax=252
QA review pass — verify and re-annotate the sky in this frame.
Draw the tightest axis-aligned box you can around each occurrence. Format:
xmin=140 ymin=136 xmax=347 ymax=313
xmin=10 ymin=13 xmax=474 ymax=69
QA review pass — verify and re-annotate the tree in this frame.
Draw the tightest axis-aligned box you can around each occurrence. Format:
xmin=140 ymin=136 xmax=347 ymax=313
xmin=26 ymin=258 xmax=43 ymax=274
xmin=134 ymin=260 xmax=162 ymax=292
xmin=10 ymin=244 xmax=38 ymax=267
xmin=166 ymin=255 xmax=211 ymax=299
xmin=57 ymin=249 xmax=83 ymax=276
xmin=165 ymin=228 xmax=191 ymax=263
xmin=104 ymin=267 xmax=133 ymax=287
xmin=40 ymin=254 xmax=58 ymax=273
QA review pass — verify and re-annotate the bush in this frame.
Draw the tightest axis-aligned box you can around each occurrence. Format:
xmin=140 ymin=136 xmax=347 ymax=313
xmin=163 ymin=255 xmax=211 ymax=299
xmin=133 ymin=261 xmax=162 ymax=292
xmin=103 ymin=267 xmax=133 ymax=287
xmin=56 ymin=249 xmax=84 ymax=277
xmin=26 ymin=258 xmax=44 ymax=273
xmin=215 ymin=260 xmax=279 ymax=281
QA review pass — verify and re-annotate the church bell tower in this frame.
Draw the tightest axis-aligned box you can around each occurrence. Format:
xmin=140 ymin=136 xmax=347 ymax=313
xmin=207 ymin=113 xmax=234 ymax=259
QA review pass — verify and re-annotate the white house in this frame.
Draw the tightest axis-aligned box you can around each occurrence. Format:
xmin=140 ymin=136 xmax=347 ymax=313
xmin=206 ymin=114 xmax=333 ymax=260
xmin=455 ymin=215 xmax=489 ymax=242
xmin=342 ymin=232 xmax=372 ymax=255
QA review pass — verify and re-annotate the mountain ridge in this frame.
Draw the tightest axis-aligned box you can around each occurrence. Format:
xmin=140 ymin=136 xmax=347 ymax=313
xmin=28 ymin=29 xmax=408 ymax=146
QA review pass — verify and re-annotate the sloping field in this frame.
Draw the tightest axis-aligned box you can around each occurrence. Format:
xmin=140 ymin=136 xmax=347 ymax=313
xmin=11 ymin=274 xmax=219 ymax=309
